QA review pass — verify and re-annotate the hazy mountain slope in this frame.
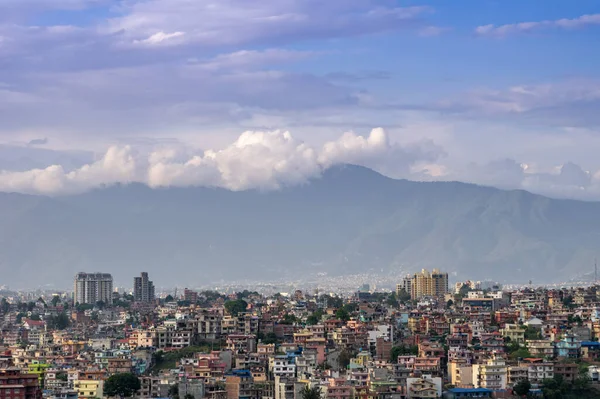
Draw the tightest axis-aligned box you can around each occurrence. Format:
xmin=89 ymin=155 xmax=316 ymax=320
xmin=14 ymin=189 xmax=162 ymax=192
xmin=0 ymin=165 xmax=598 ymax=287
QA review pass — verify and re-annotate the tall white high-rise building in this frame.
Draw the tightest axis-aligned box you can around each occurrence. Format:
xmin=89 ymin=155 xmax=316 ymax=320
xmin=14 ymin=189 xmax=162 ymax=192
xmin=74 ymin=272 xmax=113 ymax=305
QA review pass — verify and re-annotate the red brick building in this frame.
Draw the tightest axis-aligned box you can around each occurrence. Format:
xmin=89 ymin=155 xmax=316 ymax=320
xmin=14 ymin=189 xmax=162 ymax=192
xmin=0 ymin=368 xmax=42 ymax=399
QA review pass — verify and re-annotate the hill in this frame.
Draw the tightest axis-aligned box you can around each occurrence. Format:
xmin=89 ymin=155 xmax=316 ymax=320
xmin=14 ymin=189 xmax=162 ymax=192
xmin=0 ymin=165 xmax=598 ymax=287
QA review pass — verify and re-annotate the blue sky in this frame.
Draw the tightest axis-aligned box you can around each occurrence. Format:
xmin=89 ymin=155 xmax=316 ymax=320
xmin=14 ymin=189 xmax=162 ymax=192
xmin=0 ymin=0 xmax=600 ymax=198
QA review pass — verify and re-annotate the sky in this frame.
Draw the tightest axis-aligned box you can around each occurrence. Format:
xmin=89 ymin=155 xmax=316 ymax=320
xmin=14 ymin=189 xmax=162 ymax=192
xmin=1 ymin=0 xmax=600 ymax=198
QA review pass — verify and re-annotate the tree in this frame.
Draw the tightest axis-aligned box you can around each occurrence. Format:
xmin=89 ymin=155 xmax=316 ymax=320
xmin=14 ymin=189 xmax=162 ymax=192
xmin=1 ymin=298 xmax=10 ymax=313
xmin=224 ymin=299 xmax=248 ymax=316
xmin=306 ymin=310 xmax=324 ymax=325
xmin=165 ymin=295 xmax=174 ymax=302
xmin=446 ymin=299 xmax=454 ymax=309
xmin=281 ymin=313 xmax=298 ymax=325
xmin=319 ymin=294 xmax=343 ymax=308
xmin=168 ymin=384 xmax=179 ymax=399
xmin=183 ymin=394 xmax=194 ymax=399
xmin=396 ymin=289 xmax=411 ymax=303
xmin=524 ymin=326 xmax=542 ymax=340
xmin=335 ymin=307 xmax=350 ymax=322
xmin=390 ymin=345 xmax=419 ymax=361
xmin=386 ymin=292 xmax=399 ymax=307
xmin=51 ymin=296 xmax=60 ymax=307
xmin=47 ymin=312 xmax=70 ymax=330
xmin=103 ymin=373 xmax=141 ymax=398
xmin=338 ymin=349 xmax=353 ymax=369
xmin=541 ymin=377 xmax=565 ymax=399
xmin=299 ymin=385 xmax=323 ymax=399
xmin=513 ymin=379 xmax=531 ymax=397
xmin=261 ymin=332 xmax=278 ymax=345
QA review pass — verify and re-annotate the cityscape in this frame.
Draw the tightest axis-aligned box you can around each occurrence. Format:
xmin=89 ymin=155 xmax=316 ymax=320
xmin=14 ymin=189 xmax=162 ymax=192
xmin=1 ymin=1 xmax=600 ymax=399
xmin=0 ymin=269 xmax=600 ymax=398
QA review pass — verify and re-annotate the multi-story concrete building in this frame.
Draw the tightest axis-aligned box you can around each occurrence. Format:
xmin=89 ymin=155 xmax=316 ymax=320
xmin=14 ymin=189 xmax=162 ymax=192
xmin=407 ymin=269 xmax=449 ymax=299
xmin=133 ymin=272 xmax=155 ymax=303
xmin=0 ymin=368 xmax=42 ymax=399
xmin=472 ymin=357 xmax=507 ymax=390
xmin=74 ymin=273 xmax=113 ymax=305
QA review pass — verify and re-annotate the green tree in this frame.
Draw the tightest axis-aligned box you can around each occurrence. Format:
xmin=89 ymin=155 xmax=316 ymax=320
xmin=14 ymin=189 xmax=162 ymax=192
xmin=1 ymin=298 xmax=10 ymax=313
xmin=183 ymin=394 xmax=194 ymax=399
xmin=306 ymin=310 xmax=324 ymax=325
xmin=165 ymin=295 xmax=174 ymax=302
xmin=386 ymin=292 xmax=399 ymax=307
xmin=299 ymin=385 xmax=323 ymax=399
xmin=47 ymin=312 xmax=70 ymax=330
xmin=281 ymin=313 xmax=298 ymax=325
xmin=513 ymin=379 xmax=531 ymax=397
xmin=390 ymin=345 xmax=419 ymax=361
xmin=524 ymin=326 xmax=542 ymax=340
xmin=104 ymin=373 xmax=141 ymax=398
xmin=541 ymin=378 xmax=563 ymax=399
xmin=51 ymin=296 xmax=61 ymax=307
xmin=446 ymin=299 xmax=454 ymax=309
xmin=335 ymin=307 xmax=350 ymax=322
xmin=319 ymin=294 xmax=343 ymax=308
xmin=168 ymin=384 xmax=179 ymax=399
xmin=396 ymin=289 xmax=411 ymax=303
xmin=261 ymin=332 xmax=278 ymax=345
xmin=338 ymin=349 xmax=353 ymax=369
xmin=224 ymin=299 xmax=248 ymax=316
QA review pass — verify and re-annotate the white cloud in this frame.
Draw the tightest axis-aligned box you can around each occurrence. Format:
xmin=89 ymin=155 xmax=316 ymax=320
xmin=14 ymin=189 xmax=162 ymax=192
xmin=194 ymin=49 xmax=315 ymax=71
xmin=427 ymin=79 xmax=600 ymax=128
xmin=134 ymin=31 xmax=185 ymax=46
xmin=0 ymin=128 xmax=438 ymax=195
xmin=475 ymin=13 xmax=600 ymax=37
xmin=107 ymin=0 xmax=435 ymax=47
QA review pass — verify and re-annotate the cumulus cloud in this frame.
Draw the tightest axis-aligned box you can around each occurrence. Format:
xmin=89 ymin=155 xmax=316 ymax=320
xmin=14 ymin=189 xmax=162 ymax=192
xmin=0 ymin=146 xmax=136 ymax=195
xmin=0 ymin=128 xmax=438 ymax=195
xmin=476 ymin=13 xmax=600 ymax=37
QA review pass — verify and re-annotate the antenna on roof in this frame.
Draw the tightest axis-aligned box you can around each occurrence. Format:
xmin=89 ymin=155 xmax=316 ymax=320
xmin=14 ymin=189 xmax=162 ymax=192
xmin=595 ymin=258 xmax=597 ymax=286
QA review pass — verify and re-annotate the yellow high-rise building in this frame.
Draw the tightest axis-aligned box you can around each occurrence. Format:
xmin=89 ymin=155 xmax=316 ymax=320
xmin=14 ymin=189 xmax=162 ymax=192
xmin=409 ymin=269 xmax=448 ymax=299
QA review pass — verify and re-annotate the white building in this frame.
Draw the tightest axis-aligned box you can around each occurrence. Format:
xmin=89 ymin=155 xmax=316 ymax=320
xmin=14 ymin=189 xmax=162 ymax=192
xmin=472 ymin=357 xmax=507 ymax=390
xmin=74 ymin=272 xmax=113 ymax=305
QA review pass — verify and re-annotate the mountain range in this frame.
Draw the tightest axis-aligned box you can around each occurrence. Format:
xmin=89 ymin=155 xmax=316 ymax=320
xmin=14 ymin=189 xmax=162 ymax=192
xmin=0 ymin=164 xmax=598 ymax=288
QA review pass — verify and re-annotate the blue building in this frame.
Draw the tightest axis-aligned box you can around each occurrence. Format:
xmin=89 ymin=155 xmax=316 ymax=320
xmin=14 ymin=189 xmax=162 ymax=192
xmin=555 ymin=335 xmax=581 ymax=359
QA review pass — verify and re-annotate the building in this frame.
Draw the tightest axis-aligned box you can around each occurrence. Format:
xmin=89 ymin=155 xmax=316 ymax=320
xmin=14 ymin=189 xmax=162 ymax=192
xmin=408 ymin=269 xmax=449 ymax=299
xmin=73 ymin=379 xmax=103 ymax=399
xmin=397 ymin=275 xmax=413 ymax=297
xmin=74 ymin=272 xmax=113 ymax=305
xmin=0 ymin=368 xmax=42 ymax=399
xmin=472 ymin=357 xmax=507 ymax=390
xmin=184 ymin=289 xmax=198 ymax=303
xmin=406 ymin=375 xmax=442 ymax=398
xmin=133 ymin=272 xmax=155 ymax=303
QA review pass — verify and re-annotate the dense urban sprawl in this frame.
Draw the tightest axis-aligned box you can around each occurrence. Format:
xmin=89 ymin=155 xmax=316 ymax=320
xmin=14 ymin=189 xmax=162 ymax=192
xmin=1 ymin=269 xmax=600 ymax=398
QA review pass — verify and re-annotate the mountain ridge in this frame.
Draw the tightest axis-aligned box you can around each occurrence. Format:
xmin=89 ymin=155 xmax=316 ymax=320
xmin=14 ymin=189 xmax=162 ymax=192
xmin=0 ymin=164 xmax=598 ymax=288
